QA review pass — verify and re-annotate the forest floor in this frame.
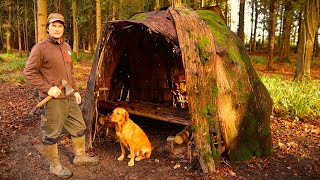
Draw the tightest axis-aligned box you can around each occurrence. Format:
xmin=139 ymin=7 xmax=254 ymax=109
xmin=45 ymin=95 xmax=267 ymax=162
xmin=0 ymin=57 xmax=320 ymax=180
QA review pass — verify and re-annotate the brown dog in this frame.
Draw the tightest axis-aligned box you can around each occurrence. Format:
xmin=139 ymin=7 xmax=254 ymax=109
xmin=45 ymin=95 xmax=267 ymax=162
xmin=110 ymin=107 xmax=152 ymax=166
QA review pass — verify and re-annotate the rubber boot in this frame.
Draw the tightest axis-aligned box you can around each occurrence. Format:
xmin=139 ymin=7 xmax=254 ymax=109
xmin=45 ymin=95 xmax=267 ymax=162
xmin=43 ymin=144 xmax=73 ymax=179
xmin=72 ymin=135 xmax=99 ymax=166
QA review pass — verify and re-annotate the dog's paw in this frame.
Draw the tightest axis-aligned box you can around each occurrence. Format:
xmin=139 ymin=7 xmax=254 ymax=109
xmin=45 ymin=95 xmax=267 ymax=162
xmin=117 ymin=155 xmax=125 ymax=161
xmin=127 ymin=154 xmax=132 ymax=159
xmin=135 ymin=157 xmax=141 ymax=161
xmin=128 ymin=160 xmax=134 ymax=166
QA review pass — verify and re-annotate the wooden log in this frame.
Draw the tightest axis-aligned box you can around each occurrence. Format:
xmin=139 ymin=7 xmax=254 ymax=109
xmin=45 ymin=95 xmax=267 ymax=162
xmin=174 ymin=126 xmax=192 ymax=144
xmin=97 ymin=100 xmax=192 ymax=125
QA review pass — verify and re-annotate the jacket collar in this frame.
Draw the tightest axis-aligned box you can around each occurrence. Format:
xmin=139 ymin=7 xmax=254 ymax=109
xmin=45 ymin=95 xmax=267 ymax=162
xmin=46 ymin=35 xmax=65 ymax=45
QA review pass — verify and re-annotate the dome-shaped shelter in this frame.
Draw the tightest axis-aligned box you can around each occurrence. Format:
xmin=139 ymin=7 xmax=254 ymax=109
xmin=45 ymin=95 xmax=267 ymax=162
xmin=82 ymin=6 xmax=273 ymax=173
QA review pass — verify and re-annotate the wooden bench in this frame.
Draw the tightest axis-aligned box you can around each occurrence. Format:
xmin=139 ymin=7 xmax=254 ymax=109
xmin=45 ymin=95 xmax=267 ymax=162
xmin=98 ymin=100 xmax=192 ymax=125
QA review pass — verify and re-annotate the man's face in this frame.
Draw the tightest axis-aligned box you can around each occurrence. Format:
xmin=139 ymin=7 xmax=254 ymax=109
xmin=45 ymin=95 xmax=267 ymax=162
xmin=48 ymin=21 xmax=64 ymax=39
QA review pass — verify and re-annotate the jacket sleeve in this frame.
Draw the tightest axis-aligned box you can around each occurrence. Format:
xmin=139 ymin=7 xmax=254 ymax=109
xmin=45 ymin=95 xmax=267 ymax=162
xmin=23 ymin=46 xmax=51 ymax=93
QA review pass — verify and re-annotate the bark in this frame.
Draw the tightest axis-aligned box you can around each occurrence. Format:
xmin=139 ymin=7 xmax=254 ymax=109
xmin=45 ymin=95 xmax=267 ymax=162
xmin=154 ymin=0 xmax=160 ymax=10
xmin=34 ymin=0 xmax=38 ymax=44
xmin=224 ymin=1 xmax=230 ymax=27
xmin=17 ymin=0 xmax=22 ymax=58
xmin=267 ymin=0 xmax=277 ymax=71
xmin=237 ymin=0 xmax=245 ymax=44
xmin=295 ymin=11 xmax=303 ymax=53
xmin=252 ymin=0 xmax=258 ymax=52
xmin=37 ymin=0 xmax=47 ymax=43
xmin=24 ymin=0 xmax=29 ymax=54
xmin=4 ymin=0 xmax=13 ymax=53
xmin=53 ymin=0 xmax=61 ymax=12
xmin=169 ymin=7 xmax=217 ymax=173
xmin=72 ymin=0 xmax=79 ymax=59
xmin=294 ymin=0 xmax=320 ymax=81
xmin=82 ymin=24 xmax=111 ymax=149
xmin=279 ymin=0 xmax=293 ymax=62
xmin=249 ymin=0 xmax=254 ymax=52
xmin=172 ymin=0 xmax=182 ymax=7
xmin=96 ymin=0 xmax=102 ymax=43
xmin=112 ymin=1 xmax=116 ymax=20
xmin=313 ymin=28 xmax=320 ymax=60
xmin=191 ymin=0 xmax=201 ymax=9
xmin=0 ymin=17 xmax=3 ymax=50
xmin=195 ymin=10 xmax=272 ymax=162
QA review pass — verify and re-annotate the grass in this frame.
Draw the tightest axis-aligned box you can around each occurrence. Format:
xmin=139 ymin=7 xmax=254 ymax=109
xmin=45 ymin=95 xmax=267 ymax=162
xmin=0 ymin=53 xmax=28 ymax=83
xmin=0 ymin=52 xmax=93 ymax=83
xmin=250 ymin=55 xmax=267 ymax=64
xmin=261 ymin=75 xmax=320 ymax=119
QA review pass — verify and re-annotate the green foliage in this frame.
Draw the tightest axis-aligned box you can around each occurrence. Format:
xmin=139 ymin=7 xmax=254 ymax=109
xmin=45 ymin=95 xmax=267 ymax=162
xmin=197 ymin=35 xmax=210 ymax=65
xmin=130 ymin=13 xmax=148 ymax=21
xmin=250 ymin=55 xmax=268 ymax=64
xmin=211 ymin=146 xmax=221 ymax=159
xmin=72 ymin=52 xmax=79 ymax=62
xmin=197 ymin=10 xmax=230 ymax=48
xmin=0 ymin=58 xmax=27 ymax=72
xmin=276 ymin=56 xmax=292 ymax=64
xmin=261 ymin=75 xmax=320 ymax=119
xmin=0 ymin=53 xmax=27 ymax=83
xmin=78 ymin=52 xmax=95 ymax=62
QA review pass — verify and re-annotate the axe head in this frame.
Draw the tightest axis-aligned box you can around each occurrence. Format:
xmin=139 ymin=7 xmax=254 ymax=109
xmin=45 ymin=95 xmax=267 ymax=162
xmin=61 ymin=79 xmax=75 ymax=96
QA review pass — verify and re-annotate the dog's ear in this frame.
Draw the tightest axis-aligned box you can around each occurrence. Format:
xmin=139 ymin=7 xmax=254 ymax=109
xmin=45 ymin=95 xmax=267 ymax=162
xmin=124 ymin=111 xmax=129 ymax=121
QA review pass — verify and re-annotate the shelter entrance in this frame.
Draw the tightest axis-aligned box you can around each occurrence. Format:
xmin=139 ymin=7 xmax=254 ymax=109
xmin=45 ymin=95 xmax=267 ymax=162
xmin=96 ymin=22 xmax=191 ymax=125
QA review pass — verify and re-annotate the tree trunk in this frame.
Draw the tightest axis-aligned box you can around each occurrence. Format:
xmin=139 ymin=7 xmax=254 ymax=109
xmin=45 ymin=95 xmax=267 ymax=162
xmin=112 ymin=1 xmax=117 ymax=20
xmin=294 ymin=0 xmax=320 ymax=80
xmin=5 ymin=0 xmax=13 ymax=53
xmin=96 ymin=0 xmax=102 ymax=43
xmin=72 ymin=0 xmax=79 ymax=59
xmin=154 ymin=0 xmax=160 ymax=10
xmin=249 ymin=0 xmax=254 ymax=52
xmin=172 ymin=0 xmax=182 ymax=7
xmin=224 ymin=1 xmax=230 ymax=27
xmin=0 ymin=16 xmax=3 ymax=51
xmin=267 ymin=0 xmax=277 ymax=71
xmin=252 ymin=0 xmax=258 ymax=52
xmin=237 ymin=0 xmax=245 ymax=44
xmin=313 ymin=28 xmax=320 ymax=61
xmin=24 ymin=0 xmax=29 ymax=54
xmin=277 ymin=3 xmax=284 ymax=47
xmin=169 ymin=7 xmax=218 ymax=173
xmin=53 ymin=0 xmax=61 ymax=12
xmin=37 ymin=0 xmax=47 ymax=43
xmin=279 ymin=0 xmax=293 ymax=62
xmin=17 ymin=0 xmax=22 ymax=58
xmin=34 ymin=0 xmax=38 ymax=44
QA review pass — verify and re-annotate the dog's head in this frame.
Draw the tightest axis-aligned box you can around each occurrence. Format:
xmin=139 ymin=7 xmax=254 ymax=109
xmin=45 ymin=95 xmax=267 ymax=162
xmin=110 ymin=107 xmax=129 ymax=125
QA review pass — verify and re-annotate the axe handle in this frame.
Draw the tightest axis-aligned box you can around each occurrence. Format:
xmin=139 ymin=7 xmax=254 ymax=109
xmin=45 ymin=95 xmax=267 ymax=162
xmin=29 ymin=96 xmax=53 ymax=115
xmin=29 ymin=84 xmax=66 ymax=116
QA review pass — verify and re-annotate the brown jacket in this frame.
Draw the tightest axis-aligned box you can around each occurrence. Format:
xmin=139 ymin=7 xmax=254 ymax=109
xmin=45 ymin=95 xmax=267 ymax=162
xmin=23 ymin=36 xmax=78 ymax=98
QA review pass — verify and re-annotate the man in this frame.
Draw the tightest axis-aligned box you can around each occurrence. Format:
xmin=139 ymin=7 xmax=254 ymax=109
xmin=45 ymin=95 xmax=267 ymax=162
xmin=23 ymin=13 xmax=99 ymax=178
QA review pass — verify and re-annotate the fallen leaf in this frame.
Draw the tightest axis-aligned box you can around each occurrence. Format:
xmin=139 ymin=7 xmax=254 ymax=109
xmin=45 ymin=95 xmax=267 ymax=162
xmin=173 ymin=163 xmax=181 ymax=169
xmin=228 ymin=170 xmax=236 ymax=176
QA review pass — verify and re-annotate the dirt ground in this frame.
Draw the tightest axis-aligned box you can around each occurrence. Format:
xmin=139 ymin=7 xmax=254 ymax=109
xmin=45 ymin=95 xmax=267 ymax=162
xmin=0 ymin=59 xmax=320 ymax=179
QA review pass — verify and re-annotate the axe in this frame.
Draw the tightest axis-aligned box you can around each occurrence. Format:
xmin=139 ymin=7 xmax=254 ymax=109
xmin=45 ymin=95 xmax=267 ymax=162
xmin=29 ymin=79 xmax=74 ymax=115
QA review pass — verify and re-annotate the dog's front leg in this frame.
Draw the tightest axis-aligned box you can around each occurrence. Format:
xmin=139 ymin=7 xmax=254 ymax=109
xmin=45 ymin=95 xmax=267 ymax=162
xmin=128 ymin=144 xmax=135 ymax=166
xmin=118 ymin=143 xmax=126 ymax=161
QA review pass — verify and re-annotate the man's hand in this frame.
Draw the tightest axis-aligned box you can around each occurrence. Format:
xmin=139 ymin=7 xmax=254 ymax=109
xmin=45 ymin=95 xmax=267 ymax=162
xmin=47 ymin=86 xmax=62 ymax=98
xmin=74 ymin=92 xmax=81 ymax=104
